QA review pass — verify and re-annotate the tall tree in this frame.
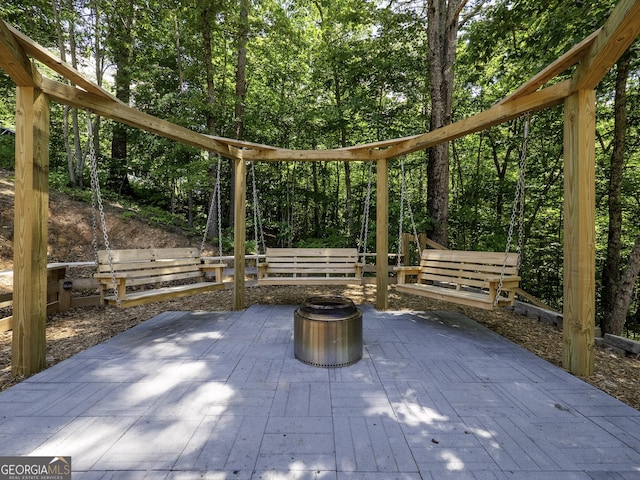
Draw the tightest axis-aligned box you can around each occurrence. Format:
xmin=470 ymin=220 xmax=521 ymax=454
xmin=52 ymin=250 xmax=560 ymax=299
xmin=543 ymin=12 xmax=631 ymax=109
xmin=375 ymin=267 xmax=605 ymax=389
xmin=106 ymin=0 xmax=135 ymax=194
xmin=599 ymin=48 xmax=640 ymax=337
xmin=88 ymin=0 xmax=105 ymax=191
xmin=606 ymin=235 xmax=640 ymax=336
xmin=50 ymin=0 xmax=87 ymax=187
xmin=234 ymin=0 xmax=249 ymax=141
xmin=602 ymin=55 xmax=630 ymax=335
xmin=427 ymin=0 xmax=484 ymax=246
xmin=425 ymin=0 xmax=471 ymax=246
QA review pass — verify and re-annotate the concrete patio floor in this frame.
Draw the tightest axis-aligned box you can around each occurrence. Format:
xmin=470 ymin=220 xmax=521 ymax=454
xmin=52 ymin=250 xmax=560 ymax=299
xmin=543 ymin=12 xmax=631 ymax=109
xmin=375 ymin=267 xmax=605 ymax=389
xmin=0 ymin=304 xmax=639 ymax=479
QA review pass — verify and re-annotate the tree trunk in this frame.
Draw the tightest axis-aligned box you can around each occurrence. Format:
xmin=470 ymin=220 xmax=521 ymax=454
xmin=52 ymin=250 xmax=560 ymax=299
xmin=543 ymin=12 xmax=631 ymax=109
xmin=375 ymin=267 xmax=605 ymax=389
xmin=173 ymin=13 xmax=185 ymax=94
xmin=333 ymin=63 xmax=354 ymax=244
xmin=312 ymin=162 xmax=320 ymax=237
xmin=201 ymin=8 xmax=216 ymax=137
xmin=602 ymin=55 xmax=630 ymax=335
xmin=200 ymin=6 xmax=224 ymax=232
xmin=51 ymin=0 xmax=76 ymax=187
xmin=229 ymin=0 xmax=249 ymax=236
xmin=89 ymin=0 xmax=104 ymax=189
xmin=344 ymin=161 xmax=353 ymax=243
xmin=425 ymin=0 xmax=467 ymax=247
xmin=108 ymin=2 xmax=134 ymax=194
xmin=606 ymin=235 xmax=640 ymax=335
xmin=66 ymin=0 xmax=84 ymax=189
xmin=234 ymin=0 xmax=249 ymax=141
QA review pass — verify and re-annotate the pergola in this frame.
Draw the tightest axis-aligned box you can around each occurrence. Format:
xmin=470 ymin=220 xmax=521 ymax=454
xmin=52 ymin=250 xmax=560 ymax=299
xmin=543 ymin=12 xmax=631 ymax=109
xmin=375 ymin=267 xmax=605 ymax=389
xmin=1 ymin=0 xmax=640 ymax=379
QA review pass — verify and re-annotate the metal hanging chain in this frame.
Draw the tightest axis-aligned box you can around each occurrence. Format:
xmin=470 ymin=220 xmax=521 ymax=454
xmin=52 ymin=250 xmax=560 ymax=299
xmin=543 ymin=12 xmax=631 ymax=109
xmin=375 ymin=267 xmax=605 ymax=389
xmin=200 ymin=179 xmax=218 ymax=255
xmin=89 ymin=156 xmax=99 ymax=264
xmin=397 ymin=158 xmax=421 ymax=267
xmin=495 ymin=113 xmax=530 ymax=306
xmin=87 ymin=113 xmax=121 ymax=307
xmin=397 ymin=159 xmax=406 ymax=267
xmin=200 ymin=154 xmax=219 ymax=256
xmin=216 ymin=155 xmax=223 ymax=262
xmin=404 ymin=161 xmax=421 ymax=262
xmin=251 ymin=161 xmax=267 ymax=255
xmin=358 ymin=162 xmax=373 ymax=264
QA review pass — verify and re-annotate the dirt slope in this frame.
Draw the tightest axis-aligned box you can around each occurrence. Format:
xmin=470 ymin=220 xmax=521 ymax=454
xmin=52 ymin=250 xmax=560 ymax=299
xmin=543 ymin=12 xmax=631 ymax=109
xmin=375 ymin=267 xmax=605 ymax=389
xmin=0 ymin=169 xmax=201 ymax=275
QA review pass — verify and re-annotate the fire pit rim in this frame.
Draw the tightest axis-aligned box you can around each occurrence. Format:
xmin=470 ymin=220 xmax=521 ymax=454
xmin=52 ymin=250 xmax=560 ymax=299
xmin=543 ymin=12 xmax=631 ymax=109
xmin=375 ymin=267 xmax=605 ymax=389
xmin=297 ymin=295 xmax=358 ymax=321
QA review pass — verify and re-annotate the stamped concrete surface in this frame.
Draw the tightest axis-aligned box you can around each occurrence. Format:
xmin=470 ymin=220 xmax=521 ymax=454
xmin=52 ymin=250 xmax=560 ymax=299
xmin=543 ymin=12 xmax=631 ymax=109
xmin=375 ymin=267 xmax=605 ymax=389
xmin=0 ymin=304 xmax=639 ymax=479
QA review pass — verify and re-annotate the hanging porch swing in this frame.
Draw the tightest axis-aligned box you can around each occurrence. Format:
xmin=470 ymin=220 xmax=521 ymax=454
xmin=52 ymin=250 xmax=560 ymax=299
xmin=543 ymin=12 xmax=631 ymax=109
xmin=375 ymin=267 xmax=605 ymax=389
xmin=88 ymin=115 xmax=227 ymax=308
xmin=394 ymin=114 xmax=530 ymax=310
xmin=255 ymin=161 xmax=366 ymax=285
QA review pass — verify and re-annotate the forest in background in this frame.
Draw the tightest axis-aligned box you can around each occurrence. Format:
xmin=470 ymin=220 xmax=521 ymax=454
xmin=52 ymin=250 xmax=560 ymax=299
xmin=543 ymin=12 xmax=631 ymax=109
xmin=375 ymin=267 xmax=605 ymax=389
xmin=0 ymin=0 xmax=639 ymax=338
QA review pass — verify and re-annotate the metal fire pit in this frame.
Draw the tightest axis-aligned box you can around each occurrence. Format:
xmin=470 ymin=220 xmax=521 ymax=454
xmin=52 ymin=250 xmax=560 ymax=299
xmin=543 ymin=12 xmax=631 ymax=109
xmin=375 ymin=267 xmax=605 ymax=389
xmin=294 ymin=295 xmax=363 ymax=367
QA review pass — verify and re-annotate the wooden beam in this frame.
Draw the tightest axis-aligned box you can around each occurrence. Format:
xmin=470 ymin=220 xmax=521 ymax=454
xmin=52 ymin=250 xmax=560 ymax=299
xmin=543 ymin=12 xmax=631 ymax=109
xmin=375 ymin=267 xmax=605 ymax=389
xmin=376 ymin=158 xmax=389 ymax=310
xmin=339 ymin=136 xmax=421 ymax=153
xmin=206 ymin=135 xmax=279 ymax=152
xmin=0 ymin=19 xmax=40 ymax=87
xmin=563 ymin=90 xmax=596 ymax=377
xmin=12 ymin=86 xmax=49 ymax=376
xmin=572 ymin=0 xmax=640 ymax=91
xmin=6 ymin=22 xmax=116 ymax=101
xmin=233 ymin=158 xmax=246 ymax=311
xmin=500 ymin=29 xmax=600 ymax=105
xmin=382 ymin=80 xmax=571 ymax=160
xmin=241 ymin=145 xmax=378 ymax=162
xmin=41 ymin=77 xmax=240 ymax=159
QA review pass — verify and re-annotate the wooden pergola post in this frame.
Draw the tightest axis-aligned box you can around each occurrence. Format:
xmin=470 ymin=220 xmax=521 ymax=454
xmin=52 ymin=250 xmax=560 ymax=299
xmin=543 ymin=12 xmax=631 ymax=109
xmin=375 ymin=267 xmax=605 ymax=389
xmin=563 ymin=90 xmax=596 ymax=376
xmin=233 ymin=158 xmax=247 ymax=310
xmin=12 ymin=86 xmax=50 ymax=375
xmin=376 ymin=158 xmax=388 ymax=310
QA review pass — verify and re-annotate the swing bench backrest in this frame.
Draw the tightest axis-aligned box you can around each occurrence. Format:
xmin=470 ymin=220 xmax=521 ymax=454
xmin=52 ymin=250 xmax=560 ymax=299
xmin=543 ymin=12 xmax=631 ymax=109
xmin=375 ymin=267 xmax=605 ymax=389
xmin=395 ymin=249 xmax=520 ymax=310
xmin=257 ymin=248 xmax=363 ymax=285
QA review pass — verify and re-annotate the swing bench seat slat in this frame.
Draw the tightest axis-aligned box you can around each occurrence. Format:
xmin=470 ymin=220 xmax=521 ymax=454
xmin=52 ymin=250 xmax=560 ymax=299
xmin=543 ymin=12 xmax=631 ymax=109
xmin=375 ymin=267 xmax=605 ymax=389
xmin=395 ymin=249 xmax=520 ymax=310
xmin=95 ymin=247 xmax=226 ymax=308
xmin=257 ymin=248 xmax=363 ymax=285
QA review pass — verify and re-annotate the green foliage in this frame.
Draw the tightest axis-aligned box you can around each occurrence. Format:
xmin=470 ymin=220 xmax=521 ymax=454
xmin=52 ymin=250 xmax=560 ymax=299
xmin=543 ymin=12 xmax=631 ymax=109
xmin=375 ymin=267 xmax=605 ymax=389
xmin=0 ymin=134 xmax=14 ymax=170
xmin=210 ymin=229 xmax=235 ymax=256
xmin=119 ymin=211 xmax=137 ymax=221
xmin=137 ymin=205 xmax=187 ymax=231
xmin=296 ymin=233 xmax=351 ymax=249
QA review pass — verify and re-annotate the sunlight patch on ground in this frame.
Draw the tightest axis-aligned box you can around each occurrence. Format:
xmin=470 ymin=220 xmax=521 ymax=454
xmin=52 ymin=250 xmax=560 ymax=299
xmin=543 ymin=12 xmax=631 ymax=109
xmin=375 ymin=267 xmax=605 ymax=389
xmin=440 ymin=450 xmax=464 ymax=471
xmin=391 ymin=401 xmax=448 ymax=427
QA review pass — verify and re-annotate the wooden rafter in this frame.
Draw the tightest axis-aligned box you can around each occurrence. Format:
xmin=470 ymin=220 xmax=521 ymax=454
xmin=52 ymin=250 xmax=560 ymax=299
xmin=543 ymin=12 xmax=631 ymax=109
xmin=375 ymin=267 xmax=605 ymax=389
xmin=572 ymin=0 xmax=640 ymax=91
xmin=378 ymin=80 xmax=571 ymax=160
xmin=499 ymin=29 xmax=600 ymax=105
xmin=41 ymin=78 xmax=242 ymax=160
xmin=241 ymin=145 xmax=379 ymax=162
xmin=7 ymin=23 xmax=116 ymax=101
xmin=0 ymin=20 xmax=40 ymax=87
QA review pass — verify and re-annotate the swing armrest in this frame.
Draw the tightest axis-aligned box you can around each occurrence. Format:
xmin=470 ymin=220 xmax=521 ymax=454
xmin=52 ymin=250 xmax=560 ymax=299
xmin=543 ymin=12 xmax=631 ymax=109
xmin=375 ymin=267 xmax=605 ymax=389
xmin=485 ymin=275 xmax=521 ymax=285
xmin=199 ymin=263 xmax=227 ymax=282
xmin=394 ymin=266 xmax=422 ymax=284
xmin=257 ymin=262 xmax=269 ymax=279
xmin=486 ymin=276 xmax=520 ymax=305
xmin=94 ymin=274 xmax=128 ymax=302
xmin=94 ymin=272 xmax=129 ymax=280
xmin=354 ymin=262 xmax=363 ymax=278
